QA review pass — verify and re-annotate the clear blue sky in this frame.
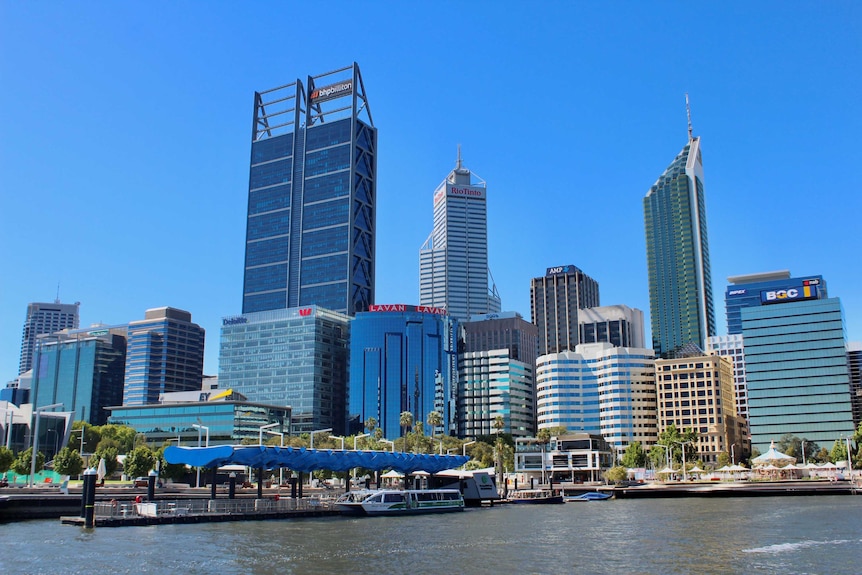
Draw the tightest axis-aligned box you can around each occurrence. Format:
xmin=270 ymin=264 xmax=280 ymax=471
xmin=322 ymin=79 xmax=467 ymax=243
xmin=1 ymin=2 xmax=860 ymax=378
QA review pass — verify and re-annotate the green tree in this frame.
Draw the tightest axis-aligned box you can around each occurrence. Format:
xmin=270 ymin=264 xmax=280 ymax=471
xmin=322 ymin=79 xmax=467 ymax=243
xmin=604 ymin=466 xmax=628 ymax=485
xmin=716 ymin=451 xmax=731 ymax=468
xmin=0 ymin=446 xmax=14 ymax=474
xmin=426 ymin=411 xmax=442 ymax=435
xmin=124 ymin=446 xmax=157 ymax=478
xmin=70 ymin=421 xmax=101 ymax=458
xmin=364 ymin=417 xmax=378 ymax=434
xmin=91 ymin=444 xmax=119 ymax=477
xmin=493 ymin=415 xmax=505 ymax=434
xmin=657 ymin=424 xmax=698 ymax=464
xmin=621 ymin=442 xmax=647 ymax=468
xmin=815 ymin=447 xmax=830 ymax=463
xmin=12 ymin=448 xmax=44 ymax=476
xmin=52 ymin=447 xmax=84 ymax=477
xmin=97 ymin=424 xmax=138 ymax=454
xmin=399 ymin=411 xmax=413 ymax=437
xmin=829 ymin=440 xmax=848 ymax=463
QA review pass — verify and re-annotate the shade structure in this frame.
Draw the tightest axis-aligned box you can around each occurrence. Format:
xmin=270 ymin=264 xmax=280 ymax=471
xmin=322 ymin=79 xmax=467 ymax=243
xmin=752 ymin=441 xmax=795 ymax=465
xmin=164 ymin=445 xmax=469 ymax=475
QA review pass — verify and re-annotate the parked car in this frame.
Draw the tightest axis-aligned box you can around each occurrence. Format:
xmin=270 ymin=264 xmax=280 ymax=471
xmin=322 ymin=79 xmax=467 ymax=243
xmin=133 ymin=477 xmax=149 ymax=487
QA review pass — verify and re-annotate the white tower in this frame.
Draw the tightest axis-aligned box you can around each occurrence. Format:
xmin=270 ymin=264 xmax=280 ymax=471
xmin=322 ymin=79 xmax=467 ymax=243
xmin=419 ymin=148 xmax=500 ymax=320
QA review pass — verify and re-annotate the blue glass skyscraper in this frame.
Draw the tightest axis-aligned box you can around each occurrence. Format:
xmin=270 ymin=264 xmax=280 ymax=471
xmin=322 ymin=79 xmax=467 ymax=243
xmin=725 ymin=270 xmax=826 ymax=334
xmin=348 ymin=305 xmax=459 ymax=439
xmin=242 ymin=63 xmax=376 ymax=316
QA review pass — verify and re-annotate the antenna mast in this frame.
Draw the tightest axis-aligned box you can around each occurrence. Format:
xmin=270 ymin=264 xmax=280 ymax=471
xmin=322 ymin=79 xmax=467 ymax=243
xmin=685 ymin=93 xmax=693 ymax=140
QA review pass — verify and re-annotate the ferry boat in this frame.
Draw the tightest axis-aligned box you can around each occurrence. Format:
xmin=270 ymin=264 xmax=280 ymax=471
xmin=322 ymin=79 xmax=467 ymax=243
xmin=506 ymin=489 xmax=564 ymax=505
xmin=335 ymin=489 xmax=465 ymax=516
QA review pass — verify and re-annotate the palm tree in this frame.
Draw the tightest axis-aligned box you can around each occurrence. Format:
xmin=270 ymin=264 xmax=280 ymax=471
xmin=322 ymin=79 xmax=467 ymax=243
xmin=399 ymin=411 xmax=413 ymax=437
xmin=427 ymin=411 xmax=443 ymax=435
xmin=364 ymin=417 xmax=378 ymax=434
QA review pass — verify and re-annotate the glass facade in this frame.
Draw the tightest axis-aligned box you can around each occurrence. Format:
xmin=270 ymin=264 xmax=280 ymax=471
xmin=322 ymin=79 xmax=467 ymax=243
xmin=122 ymin=308 xmax=205 ymax=406
xmin=218 ymin=306 xmax=349 ymax=435
xmin=536 ymin=343 xmax=657 ymax=455
xmin=530 ymin=265 xmax=600 ymax=356
xmin=242 ymin=64 xmax=376 ymax=317
xmin=108 ymin=401 xmax=289 ymax=446
xmin=725 ymin=274 xmax=826 ymax=335
xmin=32 ymin=330 xmax=127 ymax=425
xmin=19 ymin=301 xmax=79 ymax=375
xmin=458 ymin=350 xmax=535 ymax=438
xmin=348 ymin=308 xmax=459 ymax=439
xmin=644 ymin=137 xmax=715 ymax=357
xmin=742 ymin=298 xmax=854 ymax=453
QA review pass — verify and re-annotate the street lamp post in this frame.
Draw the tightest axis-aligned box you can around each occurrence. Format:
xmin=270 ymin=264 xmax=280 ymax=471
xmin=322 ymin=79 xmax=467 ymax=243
xmin=674 ymin=441 xmax=694 ymax=482
xmin=309 ymin=428 xmax=332 ymax=450
xmin=431 ymin=436 xmax=443 ymax=455
xmin=30 ymin=403 xmax=63 ymax=488
xmin=845 ymin=436 xmax=853 ymax=476
xmin=462 ymin=440 xmax=476 ymax=457
xmin=259 ymin=422 xmax=279 ymax=445
xmin=802 ymin=440 xmax=807 ymax=467
xmin=730 ymin=443 xmax=736 ymax=466
xmin=192 ymin=423 xmax=210 ymax=489
xmin=353 ymin=433 xmax=370 ymax=450
xmin=379 ymin=438 xmax=394 ymax=452
xmin=330 ymin=435 xmax=345 ymax=451
xmin=654 ymin=444 xmax=671 ymax=475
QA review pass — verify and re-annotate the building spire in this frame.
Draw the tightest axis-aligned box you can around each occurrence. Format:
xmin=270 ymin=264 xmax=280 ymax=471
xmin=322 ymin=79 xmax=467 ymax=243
xmin=456 ymin=144 xmax=462 ymax=171
xmin=685 ymin=93 xmax=693 ymax=140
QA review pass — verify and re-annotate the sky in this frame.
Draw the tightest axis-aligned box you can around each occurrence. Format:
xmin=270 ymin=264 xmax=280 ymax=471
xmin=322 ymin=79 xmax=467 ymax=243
xmin=1 ymin=2 xmax=860 ymax=379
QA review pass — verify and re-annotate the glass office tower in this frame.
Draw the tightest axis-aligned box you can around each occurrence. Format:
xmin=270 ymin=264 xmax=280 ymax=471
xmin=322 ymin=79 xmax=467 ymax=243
xmin=419 ymin=150 xmax=501 ymax=321
xmin=644 ymin=127 xmax=715 ymax=357
xmin=531 ymin=265 xmax=600 ymax=356
xmin=122 ymin=307 xmax=205 ymax=406
xmin=725 ymin=271 xmax=826 ymax=335
xmin=219 ymin=306 xmax=350 ymax=435
xmin=743 ymin=296 xmax=854 ymax=453
xmin=242 ymin=63 xmax=376 ymax=316
xmin=348 ymin=305 xmax=459 ymax=439
xmin=19 ymin=300 xmax=80 ymax=375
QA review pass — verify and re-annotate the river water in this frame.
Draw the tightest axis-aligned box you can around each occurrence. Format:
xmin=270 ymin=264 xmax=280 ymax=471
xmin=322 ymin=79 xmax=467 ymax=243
xmin=3 ymin=496 xmax=861 ymax=574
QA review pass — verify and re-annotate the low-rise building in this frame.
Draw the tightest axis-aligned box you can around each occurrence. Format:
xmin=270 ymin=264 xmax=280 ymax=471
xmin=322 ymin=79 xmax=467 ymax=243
xmin=513 ymin=433 xmax=614 ymax=485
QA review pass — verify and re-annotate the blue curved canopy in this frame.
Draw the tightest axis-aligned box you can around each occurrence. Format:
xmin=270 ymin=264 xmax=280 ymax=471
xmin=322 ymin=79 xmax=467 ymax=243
xmin=164 ymin=445 xmax=469 ymax=474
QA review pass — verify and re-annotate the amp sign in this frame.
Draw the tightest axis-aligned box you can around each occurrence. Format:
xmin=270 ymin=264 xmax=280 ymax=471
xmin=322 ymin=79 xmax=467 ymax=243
xmin=546 ymin=265 xmax=572 ymax=276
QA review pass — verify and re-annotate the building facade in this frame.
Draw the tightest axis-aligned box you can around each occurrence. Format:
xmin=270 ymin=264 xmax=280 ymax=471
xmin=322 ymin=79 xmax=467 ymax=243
xmin=219 ymin=305 xmax=350 ymax=435
xmin=725 ymin=271 xmax=826 ymax=335
xmin=655 ymin=352 xmax=746 ymax=464
xmin=19 ymin=300 xmax=80 ymax=375
xmin=705 ymin=334 xmax=749 ymax=421
xmin=531 ymin=265 xmax=600 ymax=356
xmin=347 ymin=305 xmax=459 ymax=439
xmin=242 ymin=63 xmax=376 ymax=316
xmin=578 ymin=305 xmax=645 ymax=349
xmin=458 ymin=349 xmax=535 ymax=438
xmin=459 ymin=312 xmax=538 ymax=437
xmin=419 ymin=151 xmax=501 ymax=321
xmin=514 ymin=433 xmax=614 ymax=484
xmin=847 ymin=342 xmax=862 ymax=429
xmin=742 ymin=296 xmax=854 ymax=452
xmin=643 ymin=128 xmax=715 ymax=357
xmin=536 ymin=343 xmax=657 ymax=456
xmin=31 ymin=327 xmax=127 ymax=425
xmin=122 ymin=307 xmax=205 ymax=406
xmin=108 ymin=392 xmax=290 ymax=447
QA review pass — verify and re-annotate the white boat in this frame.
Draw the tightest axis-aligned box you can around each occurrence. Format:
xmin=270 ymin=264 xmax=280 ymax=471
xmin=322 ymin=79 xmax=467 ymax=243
xmin=506 ymin=489 xmax=564 ymax=504
xmin=335 ymin=489 xmax=465 ymax=516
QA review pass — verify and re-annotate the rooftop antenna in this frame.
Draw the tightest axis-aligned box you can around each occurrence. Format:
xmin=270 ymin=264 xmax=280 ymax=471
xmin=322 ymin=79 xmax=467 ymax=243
xmin=456 ymin=144 xmax=462 ymax=170
xmin=685 ymin=93 xmax=693 ymax=140
xmin=55 ymin=282 xmax=61 ymax=304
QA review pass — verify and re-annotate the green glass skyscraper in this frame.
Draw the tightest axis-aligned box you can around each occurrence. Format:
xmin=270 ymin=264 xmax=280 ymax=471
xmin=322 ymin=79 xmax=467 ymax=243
xmin=644 ymin=105 xmax=715 ymax=358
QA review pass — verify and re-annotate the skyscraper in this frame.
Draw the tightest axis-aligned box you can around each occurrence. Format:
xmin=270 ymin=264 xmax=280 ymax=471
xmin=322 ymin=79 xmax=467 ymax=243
xmin=643 ymin=101 xmax=715 ymax=357
xmin=531 ymin=265 xmax=599 ymax=356
xmin=122 ymin=307 xmax=205 ymax=406
xmin=19 ymin=300 xmax=80 ymax=375
xmin=242 ymin=63 xmax=376 ymax=316
xmin=419 ymin=150 xmax=501 ymax=321
xmin=578 ymin=305 xmax=645 ymax=349
xmin=725 ymin=270 xmax=827 ymax=335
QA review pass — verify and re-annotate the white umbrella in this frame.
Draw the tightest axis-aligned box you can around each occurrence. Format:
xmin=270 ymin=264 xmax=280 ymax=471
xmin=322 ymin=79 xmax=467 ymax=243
xmin=716 ymin=465 xmax=732 ymax=473
xmin=689 ymin=465 xmax=705 ymax=473
xmin=97 ymin=458 xmax=107 ymax=482
xmin=657 ymin=466 xmax=675 ymax=474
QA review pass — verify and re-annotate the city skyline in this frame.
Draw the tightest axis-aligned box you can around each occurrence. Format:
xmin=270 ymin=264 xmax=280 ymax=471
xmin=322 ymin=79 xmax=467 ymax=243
xmin=2 ymin=3 xmax=860 ymax=379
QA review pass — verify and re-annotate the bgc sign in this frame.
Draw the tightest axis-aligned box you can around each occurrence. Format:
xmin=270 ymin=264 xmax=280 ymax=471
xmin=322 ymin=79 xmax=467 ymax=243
xmin=760 ymin=280 xmax=819 ymax=305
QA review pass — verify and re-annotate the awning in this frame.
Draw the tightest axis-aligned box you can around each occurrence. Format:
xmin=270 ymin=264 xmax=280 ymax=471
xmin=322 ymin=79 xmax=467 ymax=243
xmin=164 ymin=445 xmax=469 ymax=474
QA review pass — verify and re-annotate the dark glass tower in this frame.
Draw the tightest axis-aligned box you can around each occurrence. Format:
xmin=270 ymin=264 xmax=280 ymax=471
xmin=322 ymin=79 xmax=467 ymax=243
xmin=644 ymin=112 xmax=715 ymax=358
xmin=242 ymin=63 xmax=376 ymax=316
xmin=531 ymin=265 xmax=600 ymax=356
